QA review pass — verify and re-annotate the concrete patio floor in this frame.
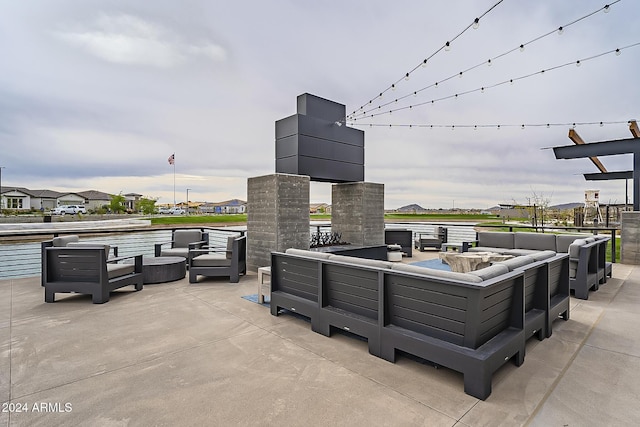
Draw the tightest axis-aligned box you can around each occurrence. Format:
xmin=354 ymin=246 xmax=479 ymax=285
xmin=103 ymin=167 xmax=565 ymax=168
xmin=2 ymin=251 xmax=640 ymax=426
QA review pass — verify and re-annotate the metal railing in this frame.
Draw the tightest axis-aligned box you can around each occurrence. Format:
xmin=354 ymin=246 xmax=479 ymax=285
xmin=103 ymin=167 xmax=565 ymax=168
xmin=0 ymin=226 xmax=245 ymax=280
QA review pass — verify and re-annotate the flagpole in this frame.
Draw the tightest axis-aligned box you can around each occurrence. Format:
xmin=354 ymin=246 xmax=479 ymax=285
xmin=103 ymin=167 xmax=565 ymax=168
xmin=173 ymin=155 xmax=176 ymax=208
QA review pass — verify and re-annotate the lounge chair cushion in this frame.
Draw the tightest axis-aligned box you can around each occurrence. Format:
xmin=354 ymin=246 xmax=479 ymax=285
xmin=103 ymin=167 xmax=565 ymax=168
xmin=173 ymin=230 xmax=204 ymax=248
xmin=160 ymin=248 xmax=189 ymax=258
xmin=503 ymin=248 xmax=542 ymax=257
xmin=391 ymin=263 xmax=483 ymax=283
xmin=285 ymin=248 xmax=332 ymax=259
xmin=52 ymin=235 xmax=80 ymax=247
xmin=191 ymin=253 xmax=231 ymax=267
xmin=106 ymin=263 xmax=135 ymax=279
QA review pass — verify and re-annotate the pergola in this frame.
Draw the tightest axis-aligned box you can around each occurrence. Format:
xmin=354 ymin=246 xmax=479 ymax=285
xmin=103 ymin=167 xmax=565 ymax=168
xmin=553 ymin=121 xmax=640 ymax=210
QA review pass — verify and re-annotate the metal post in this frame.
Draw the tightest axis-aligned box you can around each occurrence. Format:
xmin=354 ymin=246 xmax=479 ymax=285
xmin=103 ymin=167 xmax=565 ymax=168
xmin=0 ymin=166 xmax=4 ymax=213
xmin=186 ymin=188 xmax=191 ymax=215
xmin=634 ymin=152 xmax=640 ymax=211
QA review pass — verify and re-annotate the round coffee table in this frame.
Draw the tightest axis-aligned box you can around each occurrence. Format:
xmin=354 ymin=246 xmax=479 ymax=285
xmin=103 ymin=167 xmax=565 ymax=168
xmin=136 ymin=256 xmax=186 ymax=284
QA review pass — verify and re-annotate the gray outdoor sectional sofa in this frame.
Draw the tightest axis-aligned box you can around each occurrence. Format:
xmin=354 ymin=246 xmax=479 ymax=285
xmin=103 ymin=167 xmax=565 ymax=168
xmin=269 ymin=247 xmax=570 ymax=400
xmin=465 ymin=231 xmax=611 ymax=300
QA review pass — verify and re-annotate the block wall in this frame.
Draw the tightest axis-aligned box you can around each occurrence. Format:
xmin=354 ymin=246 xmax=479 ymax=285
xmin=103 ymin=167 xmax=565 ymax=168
xmin=247 ymin=174 xmax=310 ymax=271
xmin=332 ymin=182 xmax=384 ymax=246
xmin=621 ymin=211 xmax=640 ymax=264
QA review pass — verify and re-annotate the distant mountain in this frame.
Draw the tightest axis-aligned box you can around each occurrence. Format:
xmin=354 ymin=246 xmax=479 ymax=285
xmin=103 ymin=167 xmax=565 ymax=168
xmin=550 ymin=202 xmax=583 ymax=210
xmin=397 ymin=204 xmax=426 ymax=212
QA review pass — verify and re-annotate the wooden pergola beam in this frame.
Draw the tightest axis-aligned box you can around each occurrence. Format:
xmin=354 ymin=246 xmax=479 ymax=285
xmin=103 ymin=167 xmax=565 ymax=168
xmin=568 ymin=129 xmax=607 ymax=173
xmin=630 ymin=120 xmax=640 ymax=138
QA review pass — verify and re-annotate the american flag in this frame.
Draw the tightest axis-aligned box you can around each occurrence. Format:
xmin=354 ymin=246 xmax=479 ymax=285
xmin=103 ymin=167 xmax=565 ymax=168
xmin=168 ymin=153 xmax=175 ymax=165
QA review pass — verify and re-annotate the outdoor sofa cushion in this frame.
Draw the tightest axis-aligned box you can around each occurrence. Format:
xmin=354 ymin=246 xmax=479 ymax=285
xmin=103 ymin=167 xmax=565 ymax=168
xmin=390 ymin=263 xmax=483 ymax=283
xmin=285 ymin=248 xmax=332 ymax=260
xmin=52 ymin=235 xmax=80 ymax=246
xmin=494 ymin=255 xmax=536 ymax=271
xmin=327 ymin=254 xmax=393 ymax=269
xmin=514 ymin=232 xmax=557 ymax=251
xmin=477 ymin=232 xmax=515 ymax=249
xmin=568 ymin=239 xmax=587 ymax=278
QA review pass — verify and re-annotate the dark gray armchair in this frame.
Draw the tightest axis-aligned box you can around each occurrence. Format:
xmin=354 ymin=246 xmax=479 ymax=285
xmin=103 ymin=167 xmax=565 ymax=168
xmin=188 ymin=235 xmax=247 ymax=283
xmin=41 ymin=235 xmax=118 ymax=287
xmin=154 ymin=229 xmax=209 ymax=265
xmin=43 ymin=246 xmax=143 ymax=304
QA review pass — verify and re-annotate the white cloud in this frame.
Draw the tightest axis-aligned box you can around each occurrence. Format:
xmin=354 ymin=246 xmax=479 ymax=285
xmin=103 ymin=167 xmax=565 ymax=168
xmin=55 ymin=13 xmax=227 ymax=68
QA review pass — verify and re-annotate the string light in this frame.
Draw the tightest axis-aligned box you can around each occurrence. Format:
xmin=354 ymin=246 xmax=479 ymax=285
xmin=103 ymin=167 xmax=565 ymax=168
xmin=347 ymin=120 xmax=634 ymax=130
xmin=348 ymin=1 xmax=623 ymax=122
xmin=615 ymin=48 xmax=621 ymax=55
xmin=557 ymin=26 xmax=564 ymax=35
xmin=347 ymin=0 xmax=507 ymax=119
xmin=519 ymin=44 xmax=525 ymax=52
xmin=352 ymin=42 xmax=640 ymax=121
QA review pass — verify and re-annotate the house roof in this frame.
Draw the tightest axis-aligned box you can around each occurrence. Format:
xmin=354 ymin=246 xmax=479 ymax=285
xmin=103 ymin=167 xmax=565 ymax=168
xmin=76 ymin=190 xmax=113 ymax=200
xmin=0 ymin=186 xmax=32 ymax=196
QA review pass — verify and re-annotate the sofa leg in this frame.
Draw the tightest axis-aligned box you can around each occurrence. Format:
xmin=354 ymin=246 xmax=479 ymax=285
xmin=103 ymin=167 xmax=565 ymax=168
xmin=380 ymin=345 xmax=397 ymax=363
xmin=189 ymin=270 xmax=197 ymax=283
xmin=45 ymin=289 xmax=55 ymax=303
xmin=230 ymin=273 xmax=239 ymax=283
xmin=464 ymin=367 xmax=491 ymax=400
xmin=92 ymin=292 xmax=109 ymax=304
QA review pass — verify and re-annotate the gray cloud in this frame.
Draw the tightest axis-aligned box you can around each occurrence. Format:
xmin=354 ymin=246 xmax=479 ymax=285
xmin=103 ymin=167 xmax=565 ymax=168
xmin=1 ymin=0 xmax=638 ymax=208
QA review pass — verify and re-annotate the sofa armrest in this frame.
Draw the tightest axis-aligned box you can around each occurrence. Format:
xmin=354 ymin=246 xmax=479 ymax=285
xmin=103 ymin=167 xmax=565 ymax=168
xmin=461 ymin=240 xmax=478 ymax=252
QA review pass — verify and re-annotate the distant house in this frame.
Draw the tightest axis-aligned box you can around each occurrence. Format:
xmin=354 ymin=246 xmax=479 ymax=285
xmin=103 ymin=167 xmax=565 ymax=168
xmin=77 ymin=190 xmax=113 ymax=211
xmin=200 ymin=199 xmax=246 ymax=214
xmin=28 ymin=189 xmax=61 ymax=211
xmin=0 ymin=187 xmax=32 ymax=211
xmin=124 ymin=193 xmax=143 ymax=211
xmin=56 ymin=192 xmax=87 ymax=207
xmin=310 ymin=203 xmax=331 ymax=214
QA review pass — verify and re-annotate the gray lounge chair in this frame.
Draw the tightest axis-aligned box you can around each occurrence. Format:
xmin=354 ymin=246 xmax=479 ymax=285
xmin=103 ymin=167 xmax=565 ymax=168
xmin=154 ymin=229 xmax=209 ymax=266
xmin=188 ymin=235 xmax=247 ymax=283
xmin=43 ymin=246 xmax=143 ymax=304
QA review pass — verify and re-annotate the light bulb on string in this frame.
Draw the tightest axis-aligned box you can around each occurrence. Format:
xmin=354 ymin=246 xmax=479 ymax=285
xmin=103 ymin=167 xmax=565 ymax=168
xmin=422 ymin=59 xmax=427 ymax=68
xmin=473 ymin=18 xmax=480 ymax=29
xmin=413 ymin=91 xmax=417 ymax=97
xmin=521 ymin=124 xmax=525 ymax=129
xmin=604 ymin=4 xmax=610 ymax=13
xmin=405 ymin=73 xmax=410 ymax=81
xmin=391 ymin=84 xmax=396 ymax=91
xmin=557 ymin=27 xmax=564 ymax=35
xmin=510 ymin=79 xmax=514 ymax=85
xmin=546 ymin=124 xmax=550 ymax=128
xmin=616 ymin=48 xmax=621 ymax=56
xmin=576 ymin=60 xmax=581 ymax=67
xmin=445 ymin=41 xmax=451 ymax=51
xmin=487 ymin=59 xmax=492 ymax=66
xmin=459 ymin=71 xmax=463 ymax=78
xmin=600 ymin=122 xmax=604 ymax=127
xmin=519 ymin=44 xmax=525 ymax=52
xmin=474 ymin=125 xmax=478 ymax=131
xmin=434 ymin=82 xmax=438 ymax=89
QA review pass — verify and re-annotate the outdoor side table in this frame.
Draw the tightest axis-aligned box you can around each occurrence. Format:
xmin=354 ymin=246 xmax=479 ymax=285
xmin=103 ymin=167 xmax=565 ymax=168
xmin=257 ymin=266 xmax=271 ymax=304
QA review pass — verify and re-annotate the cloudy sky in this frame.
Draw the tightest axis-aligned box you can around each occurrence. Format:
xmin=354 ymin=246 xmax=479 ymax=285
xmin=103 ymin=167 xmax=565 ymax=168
xmin=1 ymin=0 xmax=638 ymax=209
